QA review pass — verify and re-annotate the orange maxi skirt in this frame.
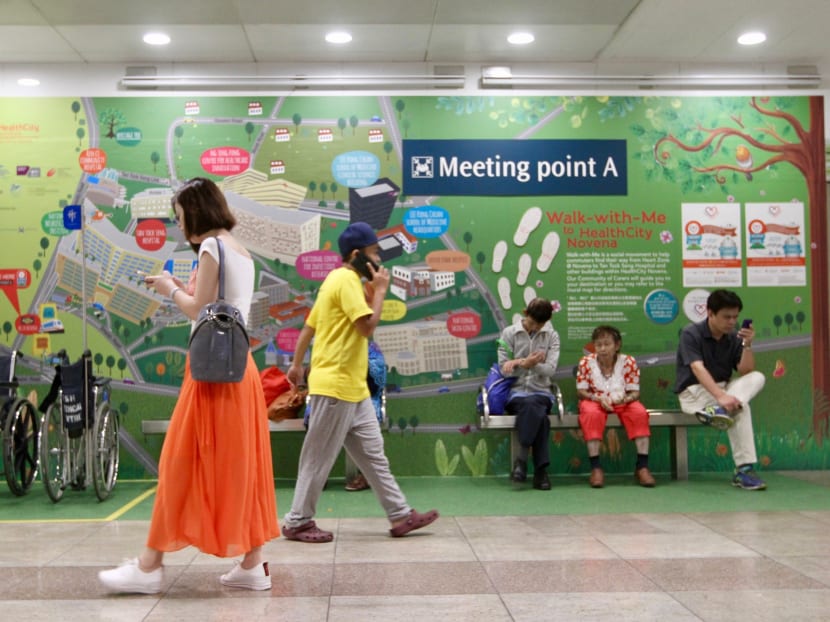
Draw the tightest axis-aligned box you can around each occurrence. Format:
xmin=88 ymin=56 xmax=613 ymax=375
xmin=147 ymin=353 xmax=279 ymax=557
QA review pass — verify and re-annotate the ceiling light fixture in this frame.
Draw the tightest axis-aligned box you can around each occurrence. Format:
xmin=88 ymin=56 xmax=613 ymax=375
xmin=480 ymin=72 xmax=821 ymax=89
xmin=17 ymin=78 xmax=40 ymax=86
xmin=143 ymin=32 xmax=171 ymax=46
xmin=119 ymin=73 xmax=466 ymax=90
xmin=325 ymin=31 xmax=352 ymax=44
xmin=507 ymin=32 xmax=535 ymax=45
xmin=737 ymin=31 xmax=766 ymax=46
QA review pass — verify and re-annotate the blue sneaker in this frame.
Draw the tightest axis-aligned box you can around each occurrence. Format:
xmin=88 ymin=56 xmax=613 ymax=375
xmin=695 ymin=405 xmax=734 ymax=430
xmin=732 ymin=467 xmax=767 ymax=490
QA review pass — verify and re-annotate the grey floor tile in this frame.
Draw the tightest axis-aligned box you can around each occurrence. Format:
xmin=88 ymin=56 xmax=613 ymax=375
xmin=629 ymin=556 xmax=827 ymax=591
xmin=598 ymin=532 xmax=761 ymax=559
xmin=145 ymin=595 xmax=330 ymax=621
xmin=687 ymin=510 xmax=830 ymax=535
xmin=485 ymin=559 xmax=660 ymax=593
xmin=468 ymin=533 xmax=619 ymax=561
xmin=501 ymin=591 xmax=702 ymax=621
xmin=775 ymin=555 xmax=830 ymax=586
xmin=333 ymin=561 xmax=494 ymax=595
xmin=0 ymin=598 xmax=158 ymax=622
xmin=672 ymin=588 xmax=830 ymax=622
xmin=328 ymin=594 xmax=512 ymax=622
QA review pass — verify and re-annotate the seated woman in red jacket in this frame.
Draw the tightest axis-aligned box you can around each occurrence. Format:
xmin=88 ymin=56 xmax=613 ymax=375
xmin=576 ymin=325 xmax=655 ymax=489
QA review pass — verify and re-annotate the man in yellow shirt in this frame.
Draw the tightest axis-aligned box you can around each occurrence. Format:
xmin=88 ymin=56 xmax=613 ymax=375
xmin=283 ymin=222 xmax=439 ymax=542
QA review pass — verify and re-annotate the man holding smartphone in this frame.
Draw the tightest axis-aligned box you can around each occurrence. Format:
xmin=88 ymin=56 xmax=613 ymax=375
xmin=674 ymin=289 xmax=767 ymax=490
xmin=282 ymin=222 xmax=439 ymax=542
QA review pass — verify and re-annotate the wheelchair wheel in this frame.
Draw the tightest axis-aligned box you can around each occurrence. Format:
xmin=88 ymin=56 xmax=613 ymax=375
xmin=39 ymin=403 xmax=66 ymax=502
xmin=2 ymin=398 xmax=39 ymax=496
xmin=92 ymin=402 xmax=119 ymax=501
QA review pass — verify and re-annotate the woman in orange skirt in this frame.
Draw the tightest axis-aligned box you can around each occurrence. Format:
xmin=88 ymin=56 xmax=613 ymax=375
xmin=99 ymin=178 xmax=279 ymax=594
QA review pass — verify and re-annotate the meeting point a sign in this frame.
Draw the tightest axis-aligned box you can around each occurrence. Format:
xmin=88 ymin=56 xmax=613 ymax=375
xmin=402 ymin=139 xmax=627 ymax=196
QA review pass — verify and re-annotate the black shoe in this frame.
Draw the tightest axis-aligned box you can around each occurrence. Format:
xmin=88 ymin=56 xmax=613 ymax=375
xmin=533 ymin=469 xmax=551 ymax=490
xmin=511 ymin=459 xmax=527 ymax=482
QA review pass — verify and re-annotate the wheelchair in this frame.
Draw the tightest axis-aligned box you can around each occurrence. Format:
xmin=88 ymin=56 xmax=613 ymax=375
xmin=38 ymin=350 xmax=120 ymax=502
xmin=0 ymin=350 xmax=39 ymax=496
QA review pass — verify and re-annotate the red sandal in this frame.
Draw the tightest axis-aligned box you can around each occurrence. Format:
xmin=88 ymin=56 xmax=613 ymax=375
xmin=282 ymin=520 xmax=333 ymax=543
xmin=389 ymin=509 xmax=439 ymax=538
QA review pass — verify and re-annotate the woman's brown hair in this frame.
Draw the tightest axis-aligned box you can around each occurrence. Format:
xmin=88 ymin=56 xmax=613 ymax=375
xmin=172 ymin=177 xmax=236 ymax=239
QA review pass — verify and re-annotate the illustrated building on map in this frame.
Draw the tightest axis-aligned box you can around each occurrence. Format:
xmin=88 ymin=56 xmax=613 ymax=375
xmin=224 ymin=191 xmax=320 ymax=265
xmin=348 ymin=177 xmax=400 ymax=229
xmin=389 ymin=265 xmax=455 ymax=301
xmin=373 ymin=321 xmax=468 ymax=376
xmin=131 ymin=187 xmax=175 ymax=220
xmin=220 ymin=169 xmax=307 ymax=208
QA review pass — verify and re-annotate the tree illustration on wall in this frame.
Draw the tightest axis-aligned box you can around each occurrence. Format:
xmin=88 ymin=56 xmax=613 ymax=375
xmin=98 ymin=108 xmax=127 ymax=139
xmin=646 ymin=95 xmax=828 ymax=439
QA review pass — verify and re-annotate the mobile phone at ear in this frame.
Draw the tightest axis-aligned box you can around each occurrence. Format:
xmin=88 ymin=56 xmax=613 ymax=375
xmin=741 ymin=319 xmax=753 ymax=329
xmin=351 ymin=251 xmax=379 ymax=281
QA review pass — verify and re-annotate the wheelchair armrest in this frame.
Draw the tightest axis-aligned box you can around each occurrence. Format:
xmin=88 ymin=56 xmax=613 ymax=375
xmin=0 ymin=381 xmax=19 ymax=390
xmin=93 ymin=377 xmax=111 ymax=388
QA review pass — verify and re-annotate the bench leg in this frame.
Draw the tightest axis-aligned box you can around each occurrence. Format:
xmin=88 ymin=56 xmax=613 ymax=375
xmin=670 ymin=427 xmax=689 ymax=481
xmin=510 ymin=431 xmax=521 ymax=468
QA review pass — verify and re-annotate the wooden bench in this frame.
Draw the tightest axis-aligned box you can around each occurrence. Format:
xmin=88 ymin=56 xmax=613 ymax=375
xmin=141 ymin=393 xmax=388 ymax=476
xmin=478 ymin=407 xmax=701 ymax=480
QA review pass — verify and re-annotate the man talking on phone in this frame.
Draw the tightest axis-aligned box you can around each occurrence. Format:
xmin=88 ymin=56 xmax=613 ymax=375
xmin=282 ymin=222 xmax=439 ymax=542
xmin=674 ymin=289 xmax=767 ymax=490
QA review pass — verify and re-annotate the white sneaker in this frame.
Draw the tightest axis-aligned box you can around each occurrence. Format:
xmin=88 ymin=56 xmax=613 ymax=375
xmin=220 ymin=561 xmax=272 ymax=591
xmin=98 ymin=558 xmax=162 ymax=594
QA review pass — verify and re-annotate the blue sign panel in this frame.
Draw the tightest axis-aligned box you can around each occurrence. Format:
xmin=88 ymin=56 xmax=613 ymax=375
xmin=63 ymin=204 xmax=82 ymax=230
xmin=402 ymin=139 xmax=627 ymax=196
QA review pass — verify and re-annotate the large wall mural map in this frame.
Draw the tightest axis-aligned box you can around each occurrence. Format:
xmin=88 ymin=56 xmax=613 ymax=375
xmin=1 ymin=94 xmax=827 ymax=476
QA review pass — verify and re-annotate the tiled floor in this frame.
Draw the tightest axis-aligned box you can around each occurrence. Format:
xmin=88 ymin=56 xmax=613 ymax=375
xmin=2 ymin=473 xmax=830 ymax=621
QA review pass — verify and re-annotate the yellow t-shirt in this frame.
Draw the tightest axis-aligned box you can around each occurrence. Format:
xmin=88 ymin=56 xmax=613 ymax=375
xmin=306 ymin=266 xmax=372 ymax=402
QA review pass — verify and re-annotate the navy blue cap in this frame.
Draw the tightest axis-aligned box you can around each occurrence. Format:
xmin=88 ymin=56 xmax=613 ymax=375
xmin=338 ymin=221 xmax=378 ymax=256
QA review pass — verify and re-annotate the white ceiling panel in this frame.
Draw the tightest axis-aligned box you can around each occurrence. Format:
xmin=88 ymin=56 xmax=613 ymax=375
xmin=58 ymin=25 xmax=255 ymax=63
xmin=1 ymin=0 xmax=829 ymax=77
xmin=428 ymin=25 xmax=618 ymax=63
xmin=0 ymin=25 xmax=83 ymax=62
xmin=246 ymin=25 xmax=433 ymax=63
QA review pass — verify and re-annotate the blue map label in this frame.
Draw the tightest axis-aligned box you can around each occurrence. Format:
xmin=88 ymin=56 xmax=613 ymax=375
xmin=332 ymin=151 xmax=381 ymax=188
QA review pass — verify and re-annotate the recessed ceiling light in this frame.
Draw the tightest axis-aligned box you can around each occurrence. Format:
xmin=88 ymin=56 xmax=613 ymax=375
xmin=143 ymin=32 xmax=171 ymax=46
xmin=737 ymin=31 xmax=766 ymax=46
xmin=325 ymin=31 xmax=352 ymax=44
xmin=507 ymin=32 xmax=535 ymax=45
xmin=17 ymin=78 xmax=40 ymax=87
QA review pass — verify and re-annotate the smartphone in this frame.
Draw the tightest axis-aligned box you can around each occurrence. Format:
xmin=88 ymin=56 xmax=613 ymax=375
xmin=351 ymin=251 xmax=379 ymax=281
xmin=741 ymin=319 xmax=753 ymax=329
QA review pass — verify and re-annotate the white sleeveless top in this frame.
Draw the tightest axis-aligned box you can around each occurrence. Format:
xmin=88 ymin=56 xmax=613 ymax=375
xmin=197 ymin=236 xmax=255 ymax=326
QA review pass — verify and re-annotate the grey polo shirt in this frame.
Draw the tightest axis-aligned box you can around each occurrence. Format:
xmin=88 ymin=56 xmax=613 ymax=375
xmin=674 ymin=319 xmax=743 ymax=394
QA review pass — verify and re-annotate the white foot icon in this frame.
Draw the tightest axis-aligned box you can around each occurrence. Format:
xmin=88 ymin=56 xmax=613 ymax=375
xmin=516 ymin=253 xmax=531 ymax=286
xmin=491 ymin=240 xmax=508 ymax=273
xmin=513 ymin=207 xmax=543 ymax=246
xmin=497 ymin=277 xmax=512 ymax=309
xmin=536 ymin=231 xmax=560 ymax=272
xmin=523 ymin=287 xmax=537 ymax=305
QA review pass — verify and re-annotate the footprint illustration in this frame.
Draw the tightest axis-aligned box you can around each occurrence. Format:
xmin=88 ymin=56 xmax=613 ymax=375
xmin=523 ymin=286 xmax=537 ymax=305
xmin=513 ymin=206 xmax=543 ymax=246
xmin=491 ymin=240 xmax=508 ymax=273
xmin=511 ymin=313 xmax=522 ymax=325
xmin=536 ymin=231 xmax=560 ymax=272
xmin=516 ymin=253 xmax=531 ymax=286
xmin=497 ymin=277 xmax=512 ymax=309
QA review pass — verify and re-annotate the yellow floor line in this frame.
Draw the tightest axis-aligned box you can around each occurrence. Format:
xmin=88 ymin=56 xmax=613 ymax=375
xmin=104 ymin=485 xmax=158 ymax=521
xmin=0 ymin=486 xmax=158 ymax=524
